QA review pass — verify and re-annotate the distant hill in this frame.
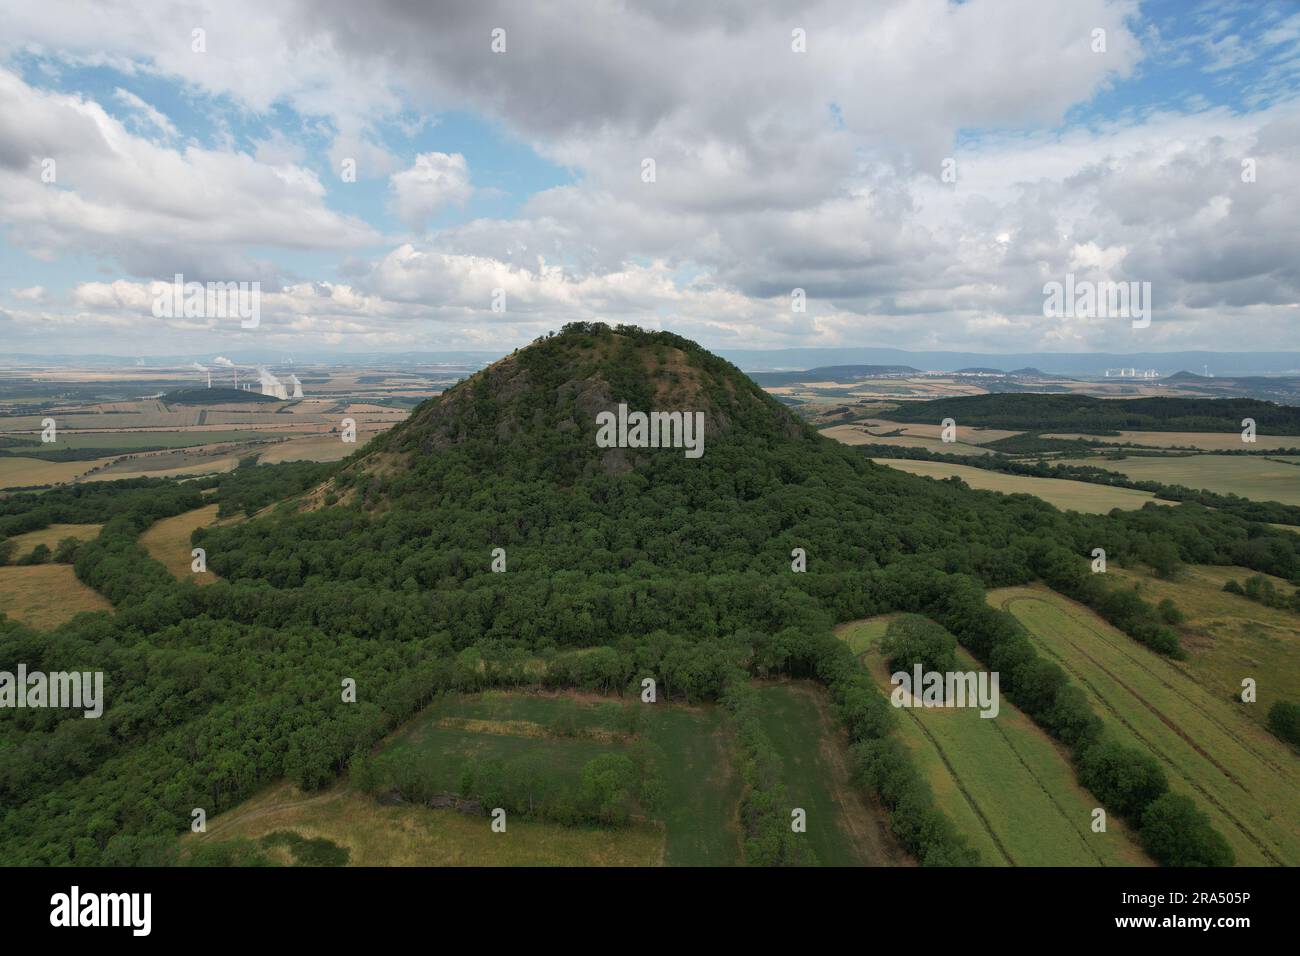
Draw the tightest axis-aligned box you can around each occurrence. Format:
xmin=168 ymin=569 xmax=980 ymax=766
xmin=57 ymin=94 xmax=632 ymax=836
xmin=748 ymin=364 xmax=919 ymax=387
xmin=162 ymin=387 xmax=280 ymax=405
xmin=1010 ymin=367 xmax=1046 ymax=376
xmin=955 ymin=367 xmax=1004 ymax=375
xmin=1164 ymin=371 xmax=1210 ymax=382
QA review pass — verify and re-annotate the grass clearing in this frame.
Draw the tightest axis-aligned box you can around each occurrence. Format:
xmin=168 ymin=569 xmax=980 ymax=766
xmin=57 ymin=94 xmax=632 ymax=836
xmin=754 ymin=681 xmax=911 ymax=865
xmin=1055 ymin=455 xmax=1300 ymax=506
xmin=835 ymin=616 xmax=1150 ymax=867
xmin=4 ymin=523 xmax=100 ymax=559
xmin=139 ymin=504 xmax=227 ymax=583
xmin=870 ymin=459 xmax=1172 ymax=513
xmin=0 ymin=564 xmax=112 ymax=629
xmin=189 ymin=781 xmax=662 ymax=866
xmin=990 ymin=585 xmax=1300 ymax=866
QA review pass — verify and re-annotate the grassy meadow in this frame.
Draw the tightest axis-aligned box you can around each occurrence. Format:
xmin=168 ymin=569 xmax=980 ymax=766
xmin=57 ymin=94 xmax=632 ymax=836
xmin=0 ymin=564 xmax=113 ymax=629
xmin=990 ymin=585 xmax=1300 ymax=866
xmin=1055 ymin=454 xmax=1300 ymax=506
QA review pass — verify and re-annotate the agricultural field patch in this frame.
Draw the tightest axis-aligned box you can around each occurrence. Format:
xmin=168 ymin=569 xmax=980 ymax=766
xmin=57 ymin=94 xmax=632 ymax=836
xmin=821 ymin=425 xmax=994 ymax=456
xmin=187 ymin=781 xmax=663 ymax=866
xmin=364 ymin=691 xmax=743 ymax=866
xmin=0 ymin=564 xmax=113 ymax=629
xmin=0 ymin=456 xmax=116 ymax=489
xmin=1054 ymin=455 xmax=1300 ymax=506
xmin=3 ymin=523 xmax=101 ymax=560
xmin=1046 ymin=431 xmax=1300 ymax=452
xmin=837 ymin=616 xmax=1149 ymax=867
xmin=990 ymin=585 xmax=1300 ymax=866
xmin=753 ymin=682 xmax=912 ymax=865
xmin=140 ymin=504 xmax=230 ymax=583
xmin=869 ymin=459 xmax=1173 ymax=513
xmin=1103 ymin=564 xmax=1300 ymax=727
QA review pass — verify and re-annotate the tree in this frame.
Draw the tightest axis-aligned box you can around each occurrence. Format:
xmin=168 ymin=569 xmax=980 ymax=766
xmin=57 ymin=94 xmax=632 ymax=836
xmin=1077 ymin=740 xmax=1167 ymax=819
xmin=1267 ymin=700 xmax=1300 ymax=748
xmin=1140 ymin=793 xmax=1234 ymax=867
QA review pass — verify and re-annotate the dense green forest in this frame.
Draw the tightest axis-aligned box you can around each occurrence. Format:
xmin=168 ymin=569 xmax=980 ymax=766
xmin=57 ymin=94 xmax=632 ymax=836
xmin=884 ymin=393 xmax=1300 ymax=433
xmin=2 ymin=324 xmax=1295 ymax=866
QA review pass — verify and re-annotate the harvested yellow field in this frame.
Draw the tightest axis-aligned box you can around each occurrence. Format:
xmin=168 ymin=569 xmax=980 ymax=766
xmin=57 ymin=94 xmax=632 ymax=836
xmin=187 ymin=781 xmax=664 ymax=866
xmin=139 ymin=504 xmax=227 ymax=583
xmin=1046 ymin=431 xmax=1300 ymax=451
xmin=0 ymin=564 xmax=112 ymax=628
xmin=870 ymin=459 xmax=1173 ymax=513
xmin=258 ymin=435 xmax=359 ymax=464
xmin=821 ymin=425 xmax=995 ymax=456
xmin=0 ymin=456 xmax=117 ymax=489
xmin=856 ymin=419 xmax=1021 ymax=445
xmin=5 ymin=524 xmax=101 ymax=559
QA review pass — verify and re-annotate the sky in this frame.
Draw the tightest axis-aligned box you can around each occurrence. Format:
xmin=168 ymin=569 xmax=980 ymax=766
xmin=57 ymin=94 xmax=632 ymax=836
xmin=0 ymin=0 xmax=1298 ymax=357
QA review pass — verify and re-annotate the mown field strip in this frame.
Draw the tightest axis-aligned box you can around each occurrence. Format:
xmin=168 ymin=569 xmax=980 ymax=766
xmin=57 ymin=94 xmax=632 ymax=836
xmin=754 ymin=682 xmax=910 ymax=866
xmin=992 ymin=587 xmax=1300 ymax=866
xmin=836 ymin=619 xmax=1148 ymax=866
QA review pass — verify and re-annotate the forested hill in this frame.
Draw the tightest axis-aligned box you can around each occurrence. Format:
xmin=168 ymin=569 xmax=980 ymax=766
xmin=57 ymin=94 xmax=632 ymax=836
xmin=347 ymin=322 xmax=814 ymax=489
xmin=884 ymin=393 xmax=1300 ymax=432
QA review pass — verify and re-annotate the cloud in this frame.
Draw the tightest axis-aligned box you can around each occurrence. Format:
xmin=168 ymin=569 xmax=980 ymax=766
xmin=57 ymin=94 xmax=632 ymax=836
xmin=388 ymin=152 xmax=473 ymax=231
xmin=0 ymin=67 xmax=380 ymax=281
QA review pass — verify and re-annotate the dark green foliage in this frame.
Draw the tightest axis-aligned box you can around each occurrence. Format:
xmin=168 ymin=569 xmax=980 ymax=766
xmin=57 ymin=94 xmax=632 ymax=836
xmin=1267 ymin=700 xmax=1300 ymax=749
xmin=1139 ymin=794 xmax=1235 ymax=867
xmin=886 ymin=392 xmax=1300 ymax=433
xmin=880 ymin=614 xmax=957 ymax=673
xmin=260 ymin=830 xmax=350 ymax=866
xmin=1076 ymin=740 xmax=1168 ymax=819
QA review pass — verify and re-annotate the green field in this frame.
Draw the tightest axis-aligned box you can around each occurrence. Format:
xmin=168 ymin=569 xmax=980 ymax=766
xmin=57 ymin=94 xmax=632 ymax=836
xmin=836 ymin=617 xmax=1149 ymax=866
xmin=1056 ymin=454 xmax=1300 ymax=506
xmin=374 ymin=691 xmax=742 ymax=865
xmin=189 ymin=780 xmax=664 ymax=866
xmin=1104 ymin=564 xmax=1300 ymax=727
xmin=753 ymin=682 xmax=910 ymax=865
xmin=990 ymin=585 xmax=1300 ymax=866
xmin=870 ymin=459 xmax=1172 ymax=513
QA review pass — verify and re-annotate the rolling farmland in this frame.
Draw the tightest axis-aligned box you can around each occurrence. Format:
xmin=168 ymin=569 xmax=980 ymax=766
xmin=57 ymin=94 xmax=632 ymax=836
xmin=990 ymin=585 xmax=1300 ymax=866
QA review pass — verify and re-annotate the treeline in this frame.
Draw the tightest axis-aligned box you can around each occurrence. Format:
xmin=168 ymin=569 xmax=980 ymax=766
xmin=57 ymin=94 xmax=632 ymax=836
xmin=1223 ymin=574 xmax=1300 ymax=614
xmin=858 ymin=442 xmax=1300 ymax=531
xmin=885 ymin=393 xmax=1300 ymax=433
